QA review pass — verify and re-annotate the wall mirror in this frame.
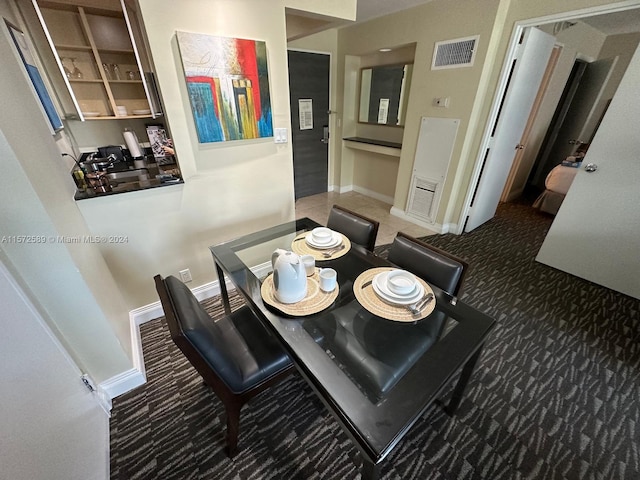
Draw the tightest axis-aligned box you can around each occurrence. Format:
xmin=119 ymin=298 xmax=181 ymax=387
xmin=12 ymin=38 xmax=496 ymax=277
xmin=359 ymin=63 xmax=413 ymax=126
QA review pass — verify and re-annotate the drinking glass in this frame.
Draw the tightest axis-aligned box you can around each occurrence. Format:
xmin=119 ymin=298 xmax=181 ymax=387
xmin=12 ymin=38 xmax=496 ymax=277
xmin=102 ymin=63 xmax=112 ymax=80
xmin=70 ymin=58 xmax=83 ymax=79
xmin=112 ymin=64 xmax=121 ymax=80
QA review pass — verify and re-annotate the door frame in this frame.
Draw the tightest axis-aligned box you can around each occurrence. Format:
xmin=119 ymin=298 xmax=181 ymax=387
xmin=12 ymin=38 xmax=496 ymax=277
xmin=287 ymin=47 xmax=333 ymax=192
xmin=456 ymin=0 xmax=640 ymax=234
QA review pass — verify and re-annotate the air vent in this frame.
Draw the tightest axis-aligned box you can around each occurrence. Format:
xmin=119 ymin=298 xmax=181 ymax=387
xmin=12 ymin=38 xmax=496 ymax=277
xmin=408 ymin=176 xmax=439 ymax=222
xmin=432 ymin=35 xmax=479 ymax=70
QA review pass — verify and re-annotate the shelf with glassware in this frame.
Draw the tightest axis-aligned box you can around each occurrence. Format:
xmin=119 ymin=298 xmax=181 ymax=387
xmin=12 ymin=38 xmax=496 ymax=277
xmin=34 ymin=0 xmax=159 ymax=121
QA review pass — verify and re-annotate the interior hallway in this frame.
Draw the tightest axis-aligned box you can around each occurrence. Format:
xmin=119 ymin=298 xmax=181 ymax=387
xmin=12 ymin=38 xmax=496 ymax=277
xmin=294 ymin=191 xmax=436 ymax=246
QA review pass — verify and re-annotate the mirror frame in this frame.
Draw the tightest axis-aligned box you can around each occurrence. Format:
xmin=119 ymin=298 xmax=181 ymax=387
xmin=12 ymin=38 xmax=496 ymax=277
xmin=358 ymin=63 xmax=413 ymax=127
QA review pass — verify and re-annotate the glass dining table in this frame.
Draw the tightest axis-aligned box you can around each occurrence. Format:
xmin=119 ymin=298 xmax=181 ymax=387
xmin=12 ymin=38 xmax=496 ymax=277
xmin=209 ymin=217 xmax=496 ymax=479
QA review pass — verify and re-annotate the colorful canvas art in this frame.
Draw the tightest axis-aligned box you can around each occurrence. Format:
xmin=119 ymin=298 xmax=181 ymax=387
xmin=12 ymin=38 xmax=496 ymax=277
xmin=176 ymin=31 xmax=273 ymax=143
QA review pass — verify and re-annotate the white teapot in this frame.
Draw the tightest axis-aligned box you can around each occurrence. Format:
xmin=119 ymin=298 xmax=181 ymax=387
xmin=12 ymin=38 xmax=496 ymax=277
xmin=271 ymin=249 xmax=307 ymax=303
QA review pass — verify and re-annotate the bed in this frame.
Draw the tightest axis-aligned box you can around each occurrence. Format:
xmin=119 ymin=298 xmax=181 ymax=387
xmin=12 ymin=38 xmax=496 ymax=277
xmin=533 ymin=163 xmax=580 ymax=215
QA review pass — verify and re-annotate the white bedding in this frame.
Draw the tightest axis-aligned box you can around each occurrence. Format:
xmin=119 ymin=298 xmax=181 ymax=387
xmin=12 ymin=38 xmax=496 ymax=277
xmin=533 ymin=164 xmax=580 ymax=215
xmin=544 ymin=164 xmax=579 ymax=195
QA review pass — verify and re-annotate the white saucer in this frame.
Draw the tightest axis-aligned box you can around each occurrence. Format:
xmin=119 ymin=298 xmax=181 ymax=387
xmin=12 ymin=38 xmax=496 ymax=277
xmin=372 ymin=272 xmax=424 ymax=305
xmin=305 ymin=232 xmax=342 ymax=249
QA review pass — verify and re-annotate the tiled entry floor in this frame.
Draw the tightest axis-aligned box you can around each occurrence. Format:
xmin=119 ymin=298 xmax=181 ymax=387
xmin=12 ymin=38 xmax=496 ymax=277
xmin=295 ymin=191 xmax=436 ymax=246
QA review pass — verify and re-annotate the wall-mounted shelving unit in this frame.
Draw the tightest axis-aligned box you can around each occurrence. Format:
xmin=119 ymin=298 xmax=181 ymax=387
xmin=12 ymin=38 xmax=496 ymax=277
xmin=32 ymin=0 xmax=161 ymax=121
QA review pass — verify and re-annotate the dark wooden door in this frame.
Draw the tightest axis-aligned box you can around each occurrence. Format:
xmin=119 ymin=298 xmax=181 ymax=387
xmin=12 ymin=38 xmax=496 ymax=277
xmin=288 ymin=51 xmax=329 ymax=200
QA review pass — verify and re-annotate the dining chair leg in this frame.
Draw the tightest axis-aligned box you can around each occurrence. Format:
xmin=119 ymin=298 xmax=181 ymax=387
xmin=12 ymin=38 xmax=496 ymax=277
xmin=225 ymin=402 xmax=242 ymax=457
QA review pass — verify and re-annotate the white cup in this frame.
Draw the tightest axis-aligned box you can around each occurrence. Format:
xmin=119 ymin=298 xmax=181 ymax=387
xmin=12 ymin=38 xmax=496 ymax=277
xmin=319 ymin=268 xmax=337 ymax=292
xmin=301 ymin=254 xmax=315 ymax=276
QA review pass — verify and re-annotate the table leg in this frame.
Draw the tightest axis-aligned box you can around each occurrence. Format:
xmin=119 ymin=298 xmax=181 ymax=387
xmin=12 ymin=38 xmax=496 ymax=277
xmin=443 ymin=344 xmax=484 ymax=416
xmin=361 ymin=456 xmax=380 ymax=480
xmin=215 ymin=262 xmax=232 ymax=316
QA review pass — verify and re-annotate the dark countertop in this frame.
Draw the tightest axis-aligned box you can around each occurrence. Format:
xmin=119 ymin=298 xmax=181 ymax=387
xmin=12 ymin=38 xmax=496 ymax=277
xmin=74 ymin=161 xmax=183 ymax=200
xmin=74 ymin=178 xmax=183 ymax=200
xmin=343 ymin=137 xmax=402 ymax=149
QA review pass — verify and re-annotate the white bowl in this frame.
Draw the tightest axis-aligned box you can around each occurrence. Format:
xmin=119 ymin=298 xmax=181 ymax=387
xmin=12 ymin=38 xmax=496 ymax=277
xmin=386 ymin=270 xmax=417 ymax=296
xmin=311 ymin=227 xmax=333 ymax=244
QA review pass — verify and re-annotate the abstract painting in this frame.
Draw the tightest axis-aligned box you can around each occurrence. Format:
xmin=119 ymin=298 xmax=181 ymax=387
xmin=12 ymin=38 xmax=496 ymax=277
xmin=176 ymin=31 xmax=273 ymax=143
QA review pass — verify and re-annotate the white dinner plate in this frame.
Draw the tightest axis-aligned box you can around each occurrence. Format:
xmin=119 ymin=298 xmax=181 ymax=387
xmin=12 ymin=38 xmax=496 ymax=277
xmin=305 ymin=232 xmax=342 ymax=249
xmin=132 ymin=109 xmax=151 ymax=115
xmin=82 ymin=111 xmax=101 ymax=117
xmin=372 ymin=272 xmax=424 ymax=305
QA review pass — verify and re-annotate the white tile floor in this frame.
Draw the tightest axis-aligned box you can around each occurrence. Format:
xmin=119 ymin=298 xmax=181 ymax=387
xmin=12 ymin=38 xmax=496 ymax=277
xmin=295 ymin=191 xmax=437 ymax=246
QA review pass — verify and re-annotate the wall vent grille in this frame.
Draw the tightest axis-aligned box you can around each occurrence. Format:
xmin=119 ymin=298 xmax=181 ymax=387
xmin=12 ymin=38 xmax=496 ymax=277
xmin=432 ymin=35 xmax=479 ymax=70
xmin=408 ymin=176 xmax=439 ymax=222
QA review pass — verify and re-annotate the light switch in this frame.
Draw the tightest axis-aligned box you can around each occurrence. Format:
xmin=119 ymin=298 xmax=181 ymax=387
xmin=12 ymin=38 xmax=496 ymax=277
xmin=435 ymin=97 xmax=450 ymax=108
xmin=274 ymin=128 xmax=288 ymax=143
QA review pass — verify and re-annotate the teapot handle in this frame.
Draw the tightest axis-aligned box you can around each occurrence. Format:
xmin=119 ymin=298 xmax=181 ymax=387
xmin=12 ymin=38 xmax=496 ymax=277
xmin=272 ymin=248 xmax=285 ymax=268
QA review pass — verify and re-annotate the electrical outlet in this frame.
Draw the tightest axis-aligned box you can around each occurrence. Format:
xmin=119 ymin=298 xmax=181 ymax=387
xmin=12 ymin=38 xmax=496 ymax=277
xmin=179 ymin=268 xmax=192 ymax=283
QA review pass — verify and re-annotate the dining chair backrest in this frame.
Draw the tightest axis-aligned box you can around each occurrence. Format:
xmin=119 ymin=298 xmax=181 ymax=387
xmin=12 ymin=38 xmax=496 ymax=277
xmin=327 ymin=204 xmax=380 ymax=252
xmin=154 ymin=274 xmax=293 ymax=456
xmin=387 ymin=232 xmax=468 ymax=297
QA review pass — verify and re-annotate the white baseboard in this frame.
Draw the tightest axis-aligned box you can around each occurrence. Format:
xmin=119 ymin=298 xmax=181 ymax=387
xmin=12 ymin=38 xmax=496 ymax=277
xmin=389 ymin=206 xmax=458 ymax=234
xmin=352 ymin=185 xmax=394 ymax=205
xmin=101 ymin=262 xmax=274 ymax=401
xmin=99 ymin=368 xmax=146 ymax=401
xmin=338 ymin=184 xmax=353 ymax=194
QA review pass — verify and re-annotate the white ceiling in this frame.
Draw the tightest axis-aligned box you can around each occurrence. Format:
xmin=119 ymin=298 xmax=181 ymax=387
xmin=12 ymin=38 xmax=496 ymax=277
xmin=354 ymin=0 xmax=640 ymax=36
xmin=355 ymin=0 xmax=434 ymax=22
xmin=579 ymin=9 xmax=640 ymax=35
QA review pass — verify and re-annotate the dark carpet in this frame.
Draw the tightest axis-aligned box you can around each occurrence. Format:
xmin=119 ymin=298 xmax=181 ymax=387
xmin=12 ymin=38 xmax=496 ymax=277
xmin=110 ymin=202 xmax=640 ymax=480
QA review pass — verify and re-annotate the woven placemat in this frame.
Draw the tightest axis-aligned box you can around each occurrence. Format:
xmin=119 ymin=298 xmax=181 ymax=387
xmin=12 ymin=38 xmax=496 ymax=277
xmin=291 ymin=232 xmax=351 ymax=261
xmin=261 ymin=270 xmax=339 ymax=316
xmin=353 ymin=267 xmax=435 ymax=322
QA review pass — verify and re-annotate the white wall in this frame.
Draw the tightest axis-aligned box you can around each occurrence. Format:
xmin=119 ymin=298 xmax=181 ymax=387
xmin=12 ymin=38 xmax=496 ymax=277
xmin=0 ymin=258 xmax=109 ymax=480
xmin=1 ymin=0 xmax=357 ymax=396
xmin=74 ymin=0 xmax=357 ymax=312
xmin=72 ymin=0 xmax=297 ymax=311
xmin=335 ymin=0 xmax=504 ymax=224
xmin=1 ymin=0 xmax=132 ymax=384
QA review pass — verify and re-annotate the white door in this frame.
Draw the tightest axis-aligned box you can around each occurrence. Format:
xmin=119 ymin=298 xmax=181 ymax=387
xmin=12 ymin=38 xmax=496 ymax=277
xmin=0 ymin=260 xmax=109 ymax=480
xmin=465 ymin=27 xmax=556 ymax=232
xmin=536 ymin=44 xmax=640 ymax=300
xmin=502 ymin=46 xmax=562 ymax=202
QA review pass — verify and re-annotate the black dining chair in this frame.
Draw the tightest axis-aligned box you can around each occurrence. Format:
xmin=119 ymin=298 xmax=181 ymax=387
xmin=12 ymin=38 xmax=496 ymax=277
xmin=309 ymin=233 xmax=469 ymax=398
xmin=387 ymin=232 xmax=468 ymax=297
xmin=154 ymin=274 xmax=295 ymax=456
xmin=327 ymin=204 xmax=380 ymax=251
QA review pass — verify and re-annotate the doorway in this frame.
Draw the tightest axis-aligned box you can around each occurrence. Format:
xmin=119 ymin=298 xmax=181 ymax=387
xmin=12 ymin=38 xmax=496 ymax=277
xmin=461 ymin=6 xmax=640 ymax=233
xmin=529 ymin=56 xmax=617 ymax=188
xmin=287 ymin=50 xmax=330 ymax=200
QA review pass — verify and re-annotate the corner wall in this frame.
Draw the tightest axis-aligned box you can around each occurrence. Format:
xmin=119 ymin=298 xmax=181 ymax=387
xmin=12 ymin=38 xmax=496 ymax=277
xmin=0 ymin=0 xmax=131 ymax=383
